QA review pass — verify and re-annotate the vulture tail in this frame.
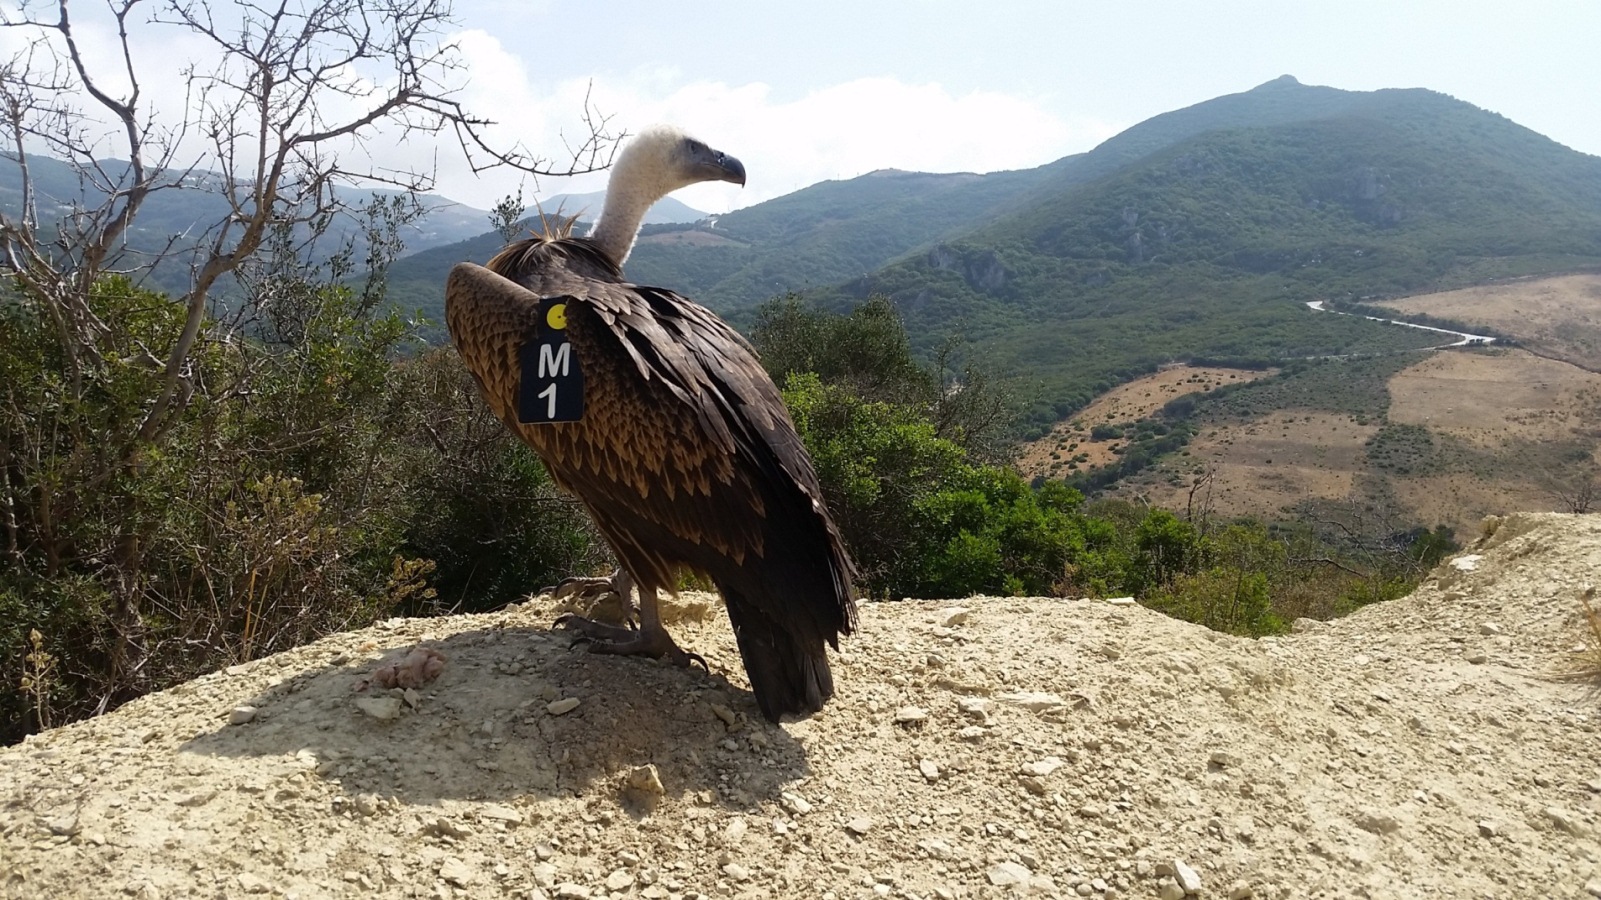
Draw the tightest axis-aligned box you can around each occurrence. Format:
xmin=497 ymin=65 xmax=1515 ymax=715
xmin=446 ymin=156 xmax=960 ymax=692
xmin=722 ymin=589 xmax=835 ymax=723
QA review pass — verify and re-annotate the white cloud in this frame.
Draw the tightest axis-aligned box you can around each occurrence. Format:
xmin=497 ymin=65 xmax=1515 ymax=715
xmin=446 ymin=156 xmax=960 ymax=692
xmin=409 ymin=32 xmax=1121 ymax=213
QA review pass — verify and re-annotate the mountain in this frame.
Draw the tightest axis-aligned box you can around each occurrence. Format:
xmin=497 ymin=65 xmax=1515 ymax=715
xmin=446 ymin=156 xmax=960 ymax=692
xmin=0 ymin=153 xmax=493 ymax=294
xmin=534 ymin=190 xmax=706 ymax=225
xmin=811 ymin=79 xmax=1601 ymax=429
xmin=389 ymin=77 xmax=1601 ymax=431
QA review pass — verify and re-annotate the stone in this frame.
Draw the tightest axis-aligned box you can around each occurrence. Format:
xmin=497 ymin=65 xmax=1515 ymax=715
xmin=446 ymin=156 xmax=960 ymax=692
xmin=919 ymin=759 xmax=940 ymax=781
xmin=546 ymin=697 xmax=580 ymax=716
xmin=555 ymin=885 xmax=592 ymax=899
xmin=846 ymin=817 xmax=873 ymax=835
xmin=894 ymin=706 xmax=929 ymax=725
xmin=1104 ymin=596 xmax=1136 ymax=605
xmin=1021 ymin=757 xmax=1063 ymax=777
xmin=626 ymin=764 xmax=665 ymax=795
xmin=605 ymin=870 xmax=634 ymax=891
xmin=1477 ymin=819 xmax=1500 ymax=838
xmin=439 ymin=857 xmax=472 ymax=887
xmin=1173 ymin=859 xmax=1202 ymax=894
xmin=228 ymin=706 xmax=258 ymax=725
xmin=354 ymin=696 xmax=402 ymax=720
xmin=987 ymin=861 xmax=1031 ymax=886
xmin=722 ymin=862 xmax=750 ymax=881
xmin=780 ymin=792 xmax=813 ymax=815
xmin=479 ymin=804 xmax=523 ymax=825
xmin=1227 ymin=884 xmax=1255 ymax=900
xmin=939 ymin=607 xmax=970 ymax=627
xmin=236 ymin=873 xmax=271 ymax=894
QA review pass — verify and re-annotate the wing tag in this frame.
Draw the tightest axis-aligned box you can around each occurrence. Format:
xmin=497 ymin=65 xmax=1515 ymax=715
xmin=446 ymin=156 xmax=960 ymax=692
xmin=518 ymin=298 xmax=584 ymax=423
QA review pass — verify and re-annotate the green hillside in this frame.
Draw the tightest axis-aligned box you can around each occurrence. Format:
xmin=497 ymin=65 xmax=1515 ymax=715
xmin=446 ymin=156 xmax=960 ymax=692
xmin=385 ymin=76 xmax=1601 ymax=433
xmin=817 ymin=83 xmax=1601 ymax=431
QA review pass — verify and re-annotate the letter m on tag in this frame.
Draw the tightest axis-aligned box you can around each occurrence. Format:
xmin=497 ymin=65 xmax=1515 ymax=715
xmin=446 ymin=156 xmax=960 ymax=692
xmin=518 ymin=298 xmax=584 ymax=423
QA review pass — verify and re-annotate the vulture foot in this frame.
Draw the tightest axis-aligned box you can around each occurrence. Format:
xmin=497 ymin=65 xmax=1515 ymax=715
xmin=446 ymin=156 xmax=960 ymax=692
xmin=556 ymin=613 xmax=707 ymax=671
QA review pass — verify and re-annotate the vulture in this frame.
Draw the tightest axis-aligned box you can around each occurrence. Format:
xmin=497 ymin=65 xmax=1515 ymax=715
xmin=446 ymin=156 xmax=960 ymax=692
xmin=445 ymin=125 xmax=858 ymax=722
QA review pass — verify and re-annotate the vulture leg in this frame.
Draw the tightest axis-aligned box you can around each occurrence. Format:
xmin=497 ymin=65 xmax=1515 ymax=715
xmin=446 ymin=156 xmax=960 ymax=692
xmin=558 ymin=581 xmax=706 ymax=670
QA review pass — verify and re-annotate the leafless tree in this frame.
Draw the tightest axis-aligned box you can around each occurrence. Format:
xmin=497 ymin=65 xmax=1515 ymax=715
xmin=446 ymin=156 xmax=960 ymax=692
xmin=0 ymin=0 xmax=618 ymax=698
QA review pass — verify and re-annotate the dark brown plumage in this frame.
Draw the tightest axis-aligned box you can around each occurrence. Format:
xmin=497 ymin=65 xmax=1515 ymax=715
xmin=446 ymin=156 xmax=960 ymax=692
xmin=444 ymin=127 xmax=856 ymax=721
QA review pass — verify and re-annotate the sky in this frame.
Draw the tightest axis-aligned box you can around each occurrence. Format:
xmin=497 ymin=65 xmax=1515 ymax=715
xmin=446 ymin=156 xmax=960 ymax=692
xmin=428 ymin=0 xmax=1601 ymax=214
xmin=8 ymin=0 xmax=1600 ymax=217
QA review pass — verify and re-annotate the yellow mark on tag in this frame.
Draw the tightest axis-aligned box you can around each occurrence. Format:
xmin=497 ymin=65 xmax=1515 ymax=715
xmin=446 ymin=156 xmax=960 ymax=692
xmin=546 ymin=303 xmax=567 ymax=330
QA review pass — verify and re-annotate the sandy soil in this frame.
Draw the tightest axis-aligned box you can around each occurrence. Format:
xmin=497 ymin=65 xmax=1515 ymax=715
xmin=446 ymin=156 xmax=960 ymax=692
xmin=1133 ymin=411 xmax=1377 ymax=521
xmin=1019 ymin=367 xmax=1274 ymax=479
xmin=1386 ymin=350 xmax=1601 ymax=448
xmin=1374 ymin=274 xmax=1601 ymax=371
xmin=5 ymin=513 xmax=1601 ymax=900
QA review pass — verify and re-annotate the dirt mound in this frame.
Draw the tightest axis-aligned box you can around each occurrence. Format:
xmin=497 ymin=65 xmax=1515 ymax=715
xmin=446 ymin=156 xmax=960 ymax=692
xmin=4 ymin=514 xmax=1600 ymax=900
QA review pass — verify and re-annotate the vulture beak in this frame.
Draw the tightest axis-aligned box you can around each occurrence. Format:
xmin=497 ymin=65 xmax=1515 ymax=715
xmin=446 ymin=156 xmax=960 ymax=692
xmin=696 ymin=146 xmax=746 ymax=187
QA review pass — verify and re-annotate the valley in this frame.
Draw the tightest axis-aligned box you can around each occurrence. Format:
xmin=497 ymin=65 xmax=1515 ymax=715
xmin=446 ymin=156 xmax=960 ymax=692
xmin=1098 ymin=275 xmax=1601 ymax=536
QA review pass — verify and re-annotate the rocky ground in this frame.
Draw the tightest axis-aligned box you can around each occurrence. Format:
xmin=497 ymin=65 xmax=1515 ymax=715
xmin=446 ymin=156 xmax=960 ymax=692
xmin=3 ymin=512 xmax=1600 ymax=900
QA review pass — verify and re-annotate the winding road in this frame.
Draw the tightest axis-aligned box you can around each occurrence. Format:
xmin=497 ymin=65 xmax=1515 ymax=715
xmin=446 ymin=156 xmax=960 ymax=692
xmin=1306 ymin=300 xmax=1497 ymax=349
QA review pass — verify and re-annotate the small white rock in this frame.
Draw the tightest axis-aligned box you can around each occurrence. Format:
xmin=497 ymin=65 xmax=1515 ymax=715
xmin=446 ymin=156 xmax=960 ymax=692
xmin=439 ymin=857 xmax=472 ymax=887
xmin=626 ymin=764 xmax=665 ymax=795
xmin=894 ymin=706 xmax=929 ymax=725
xmin=547 ymin=697 xmax=581 ymax=716
xmin=987 ymin=862 xmax=1031 ymax=886
xmin=354 ymin=696 xmax=402 ymax=720
xmin=939 ymin=607 xmax=970 ymax=627
xmin=1020 ymin=756 xmax=1063 ymax=777
xmin=846 ymin=816 xmax=874 ymax=835
xmin=919 ymin=759 xmax=941 ymax=781
xmin=605 ymin=870 xmax=634 ymax=891
xmin=780 ymin=791 xmax=813 ymax=815
xmin=228 ymin=706 xmax=258 ymax=725
xmin=1104 ymin=595 xmax=1136 ymax=605
xmin=1173 ymin=859 xmax=1202 ymax=894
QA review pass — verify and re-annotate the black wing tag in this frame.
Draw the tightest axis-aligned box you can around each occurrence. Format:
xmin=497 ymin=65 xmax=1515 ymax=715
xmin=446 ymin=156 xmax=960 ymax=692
xmin=518 ymin=298 xmax=584 ymax=423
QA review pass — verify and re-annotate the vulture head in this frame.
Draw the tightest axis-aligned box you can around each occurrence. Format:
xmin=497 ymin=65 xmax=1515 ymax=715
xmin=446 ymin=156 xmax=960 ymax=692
xmin=589 ymin=125 xmax=745 ymax=266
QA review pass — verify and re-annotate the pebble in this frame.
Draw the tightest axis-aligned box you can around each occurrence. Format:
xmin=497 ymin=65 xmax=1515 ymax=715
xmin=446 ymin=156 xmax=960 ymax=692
xmin=939 ymin=607 xmax=970 ymax=627
xmin=919 ymin=759 xmax=941 ymax=781
xmin=1585 ymin=876 xmax=1601 ymax=898
xmin=236 ymin=873 xmax=271 ymax=894
xmin=1477 ymin=819 xmax=1500 ymax=838
xmin=894 ymin=706 xmax=929 ymax=725
xmin=1479 ymin=622 xmax=1502 ymax=635
xmin=547 ymin=697 xmax=581 ymax=716
xmin=228 ymin=706 xmax=258 ymax=725
xmin=1158 ymin=881 xmax=1185 ymax=900
xmin=1209 ymin=750 xmax=1241 ymax=768
xmin=479 ymin=804 xmax=523 ymax=824
xmin=710 ymin=703 xmax=739 ymax=726
xmin=439 ymin=857 xmax=472 ymax=887
xmin=780 ymin=792 xmax=813 ymax=815
xmin=354 ymin=696 xmax=402 ymax=720
xmin=605 ymin=870 xmax=635 ymax=891
xmin=1173 ymin=859 xmax=1202 ymax=894
xmin=987 ymin=861 xmax=1031 ymax=886
xmin=1227 ymin=884 xmax=1255 ymax=899
xmin=1020 ymin=757 xmax=1063 ymax=777
xmin=1104 ymin=596 xmax=1136 ymax=605
xmin=724 ymin=818 xmax=748 ymax=845
xmin=722 ymin=862 xmax=751 ymax=881
xmin=555 ymin=885 xmax=592 ymax=899
xmin=846 ymin=817 xmax=874 ymax=835
xmin=627 ymin=764 xmax=666 ymax=795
